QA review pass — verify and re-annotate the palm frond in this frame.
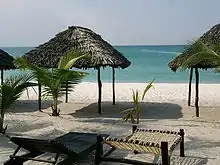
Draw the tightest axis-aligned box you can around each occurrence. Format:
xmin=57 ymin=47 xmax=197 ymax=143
xmin=0 ymin=73 xmax=36 ymax=115
xmin=142 ymin=79 xmax=155 ymax=101
xmin=58 ymin=49 xmax=89 ymax=69
xmin=180 ymin=40 xmax=220 ymax=71
xmin=215 ymin=67 xmax=220 ymax=73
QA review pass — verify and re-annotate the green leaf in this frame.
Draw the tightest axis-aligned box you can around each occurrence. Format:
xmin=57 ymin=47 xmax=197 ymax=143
xmin=179 ymin=40 xmax=220 ymax=71
xmin=122 ymin=111 xmax=134 ymax=122
xmin=121 ymin=108 xmax=134 ymax=113
xmin=0 ymin=73 xmax=35 ymax=118
xmin=132 ymin=89 xmax=136 ymax=103
xmin=135 ymin=90 xmax=139 ymax=104
xmin=58 ymin=49 xmax=90 ymax=69
xmin=142 ymin=79 xmax=155 ymax=101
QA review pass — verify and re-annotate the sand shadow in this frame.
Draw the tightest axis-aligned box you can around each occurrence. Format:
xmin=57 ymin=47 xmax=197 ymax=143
xmin=8 ymin=99 xmax=62 ymax=113
xmin=185 ymin=136 xmax=220 ymax=152
xmin=70 ymin=101 xmax=183 ymax=119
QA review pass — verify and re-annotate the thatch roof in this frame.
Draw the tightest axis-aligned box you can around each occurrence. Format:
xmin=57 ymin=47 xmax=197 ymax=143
xmin=168 ymin=24 xmax=220 ymax=71
xmin=23 ymin=26 xmax=131 ymax=69
xmin=0 ymin=49 xmax=16 ymax=70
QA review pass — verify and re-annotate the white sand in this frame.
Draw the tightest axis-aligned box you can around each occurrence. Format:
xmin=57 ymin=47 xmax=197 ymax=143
xmin=1 ymin=82 xmax=220 ymax=164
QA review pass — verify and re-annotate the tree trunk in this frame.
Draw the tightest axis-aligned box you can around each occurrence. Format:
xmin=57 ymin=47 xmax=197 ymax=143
xmin=136 ymin=104 xmax=140 ymax=124
xmin=65 ymin=81 xmax=68 ymax=103
xmin=188 ymin=68 xmax=193 ymax=106
xmin=52 ymin=97 xmax=60 ymax=116
xmin=38 ymin=80 xmax=42 ymax=111
xmin=97 ymin=68 xmax=102 ymax=114
xmin=112 ymin=67 xmax=116 ymax=105
xmin=0 ymin=116 xmax=3 ymax=133
xmin=195 ymin=68 xmax=199 ymax=117
xmin=0 ymin=115 xmax=6 ymax=134
xmin=1 ymin=69 xmax=3 ymax=85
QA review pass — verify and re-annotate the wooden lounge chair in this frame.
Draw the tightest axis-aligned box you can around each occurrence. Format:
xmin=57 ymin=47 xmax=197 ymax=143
xmin=3 ymin=136 xmax=69 ymax=165
xmin=95 ymin=126 xmax=185 ymax=165
xmin=4 ymin=132 xmax=109 ymax=165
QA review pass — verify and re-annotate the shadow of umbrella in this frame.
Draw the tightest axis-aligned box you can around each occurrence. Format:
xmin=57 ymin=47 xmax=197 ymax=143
xmin=23 ymin=26 xmax=131 ymax=114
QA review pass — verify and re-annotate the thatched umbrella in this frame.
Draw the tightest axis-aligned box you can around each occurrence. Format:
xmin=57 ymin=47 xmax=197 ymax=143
xmin=168 ymin=24 xmax=220 ymax=117
xmin=23 ymin=26 xmax=131 ymax=114
xmin=0 ymin=49 xmax=16 ymax=84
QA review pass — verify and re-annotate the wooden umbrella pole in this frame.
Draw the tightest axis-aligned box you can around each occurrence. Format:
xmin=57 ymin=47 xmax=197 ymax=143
xmin=195 ymin=68 xmax=199 ymax=117
xmin=97 ymin=67 xmax=102 ymax=114
xmin=1 ymin=69 xmax=3 ymax=85
xmin=188 ymin=67 xmax=193 ymax=106
xmin=65 ymin=81 xmax=68 ymax=103
xmin=38 ymin=79 xmax=42 ymax=112
xmin=112 ymin=67 xmax=115 ymax=105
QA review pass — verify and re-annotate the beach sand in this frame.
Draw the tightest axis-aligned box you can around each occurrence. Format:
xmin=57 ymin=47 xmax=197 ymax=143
xmin=1 ymin=82 xmax=220 ymax=164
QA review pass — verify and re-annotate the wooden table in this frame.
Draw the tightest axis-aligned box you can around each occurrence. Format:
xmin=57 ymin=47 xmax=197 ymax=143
xmin=52 ymin=132 xmax=109 ymax=164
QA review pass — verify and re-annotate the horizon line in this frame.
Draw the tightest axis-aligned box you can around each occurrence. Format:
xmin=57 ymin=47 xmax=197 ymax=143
xmin=0 ymin=44 xmax=186 ymax=48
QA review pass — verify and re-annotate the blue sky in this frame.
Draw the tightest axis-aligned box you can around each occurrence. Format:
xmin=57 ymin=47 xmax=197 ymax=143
xmin=0 ymin=0 xmax=220 ymax=46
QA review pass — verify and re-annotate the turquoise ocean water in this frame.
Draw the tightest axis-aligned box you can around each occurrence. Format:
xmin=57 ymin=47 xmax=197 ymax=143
xmin=1 ymin=45 xmax=220 ymax=83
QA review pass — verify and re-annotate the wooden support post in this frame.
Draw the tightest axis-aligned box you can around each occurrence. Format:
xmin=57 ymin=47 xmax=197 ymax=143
xmin=132 ymin=125 xmax=139 ymax=154
xmin=65 ymin=81 xmax=68 ymax=103
xmin=95 ymin=135 xmax=103 ymax=165
xmin=38 ymin=80 xmax=42 ymax=111
xmin=161 ymin=141 xmax=169 ymax=165
xmin=1 ymin=69 xmax=3 ymax=85
xmin=132 ymin=125 xmax=137 ymax=133
xmin=179 ymin=129 xmax=185 ymax=157
xmin=195 ymin=68 xmax=199 ymax=117
xmin=97 ymin=68 xmax=102 ymax=114
xmin=112 ymin=67 xmax=116 ymax=105
xmin=188 ymin=68 xmax=193 ymax=106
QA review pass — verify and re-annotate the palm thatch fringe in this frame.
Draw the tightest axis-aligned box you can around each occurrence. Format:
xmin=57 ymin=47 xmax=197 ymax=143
xmin=0 ymin=49 xmax=16 ymax=84
xmin=23 ymin=26 xmax=131 ymax=113
xmin=168 ymin=23 xmax=220 ymax=117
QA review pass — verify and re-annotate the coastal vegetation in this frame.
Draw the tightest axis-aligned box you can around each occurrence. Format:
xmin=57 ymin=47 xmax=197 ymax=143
xmin=15 ymin=50 xmax=88 ymax=116
xmin=180 ymin=40 xmax=220 ymax=71
xmin=0 ymin=74 xmax=36 ymax=133
xmin=122 ymin=79 xmax=154 ymax=124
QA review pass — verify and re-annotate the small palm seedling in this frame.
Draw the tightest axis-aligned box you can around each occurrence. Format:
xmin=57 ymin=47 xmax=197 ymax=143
xmin=122 ymin=79 xmax=155 ymax=124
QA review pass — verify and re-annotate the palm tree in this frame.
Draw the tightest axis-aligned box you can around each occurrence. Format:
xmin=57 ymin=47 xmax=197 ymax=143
xmin=0 ymin=74 xmax=36 ymax=133
xmin=15 ymin=50 xmax=88 ymax=116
